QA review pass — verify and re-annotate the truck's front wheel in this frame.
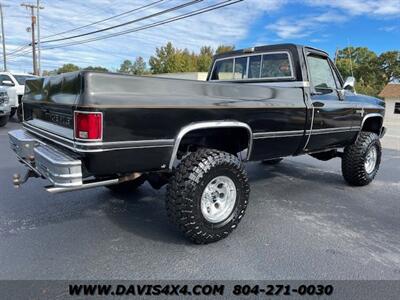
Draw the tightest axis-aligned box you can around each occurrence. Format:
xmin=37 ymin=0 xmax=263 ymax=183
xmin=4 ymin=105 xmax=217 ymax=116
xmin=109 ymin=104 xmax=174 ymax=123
xmin=341 ymin=131 xmax=381 ymax=186
xmin=166 ymin=149 xmax=250 ymax=244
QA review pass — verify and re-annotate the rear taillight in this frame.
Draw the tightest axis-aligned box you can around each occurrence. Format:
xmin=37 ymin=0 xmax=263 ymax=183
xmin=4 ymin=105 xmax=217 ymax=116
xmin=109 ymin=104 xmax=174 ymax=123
xmin=74 ymin=111 xmax=102 ymax=140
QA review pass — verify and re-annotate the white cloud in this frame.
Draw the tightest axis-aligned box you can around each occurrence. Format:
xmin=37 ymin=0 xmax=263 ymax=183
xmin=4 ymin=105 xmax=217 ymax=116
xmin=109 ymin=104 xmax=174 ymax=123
xmin=305 ymin=0 xmax=400 ymax=17
xmin=265 ymin=12 xmax=347 ymax=39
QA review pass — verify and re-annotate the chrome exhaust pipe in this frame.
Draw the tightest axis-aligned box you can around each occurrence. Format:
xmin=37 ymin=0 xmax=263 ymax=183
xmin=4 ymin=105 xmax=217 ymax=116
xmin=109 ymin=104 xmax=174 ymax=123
xmin=45 ymin=172 xmax=142 ymax=194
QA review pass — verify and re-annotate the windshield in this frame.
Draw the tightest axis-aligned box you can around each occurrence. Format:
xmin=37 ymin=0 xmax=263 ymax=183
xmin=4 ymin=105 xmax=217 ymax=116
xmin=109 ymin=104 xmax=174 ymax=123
xmin=13 ymin=75 xmax=36 ymax=85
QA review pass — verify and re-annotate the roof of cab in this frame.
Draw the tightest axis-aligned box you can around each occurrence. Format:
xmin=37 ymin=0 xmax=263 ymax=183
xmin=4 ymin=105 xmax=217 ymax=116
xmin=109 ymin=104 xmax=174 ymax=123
xmin=213 ymin=43 xmax=328 ymax=60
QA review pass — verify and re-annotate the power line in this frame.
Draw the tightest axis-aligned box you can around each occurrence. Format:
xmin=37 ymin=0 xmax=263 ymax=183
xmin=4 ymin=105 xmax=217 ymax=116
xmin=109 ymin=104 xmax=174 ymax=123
xmin=41 ymin=0 xmax=203 ymax=44
xmin=8 ymin=0 xmax=167 ymax=56
xmin=41 ymin=0 xmax=166 ymax=40
xmin=41 ymin=0 xmax=242 ymax=50
xmin=8 ymin=0 xmax=242 ymax=60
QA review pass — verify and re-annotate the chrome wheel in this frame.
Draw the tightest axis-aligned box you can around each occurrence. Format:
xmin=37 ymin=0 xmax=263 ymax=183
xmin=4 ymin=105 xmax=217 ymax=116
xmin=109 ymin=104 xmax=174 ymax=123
xmin=365 ymin=146 xmax=377 ymax=174
xmin=201 ymin=176 xmax=237 ymax=223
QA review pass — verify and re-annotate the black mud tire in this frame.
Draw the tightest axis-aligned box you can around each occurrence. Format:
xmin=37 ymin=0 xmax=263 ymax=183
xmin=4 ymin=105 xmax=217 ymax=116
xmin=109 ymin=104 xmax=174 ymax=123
xmin=106 ymin=175 xmax=146 ymax=193
xmin=262 ymin=158 xmax=283 ymax=165
xmin=0 ymin=115 xmax=9 ymax=127
xmin=17 ymin=106 xmax=23 ymax=122
xmin=166 ymin=148 xmax=250 ymax=244
xmin=341 ymin=131 xmax=381 ymax=186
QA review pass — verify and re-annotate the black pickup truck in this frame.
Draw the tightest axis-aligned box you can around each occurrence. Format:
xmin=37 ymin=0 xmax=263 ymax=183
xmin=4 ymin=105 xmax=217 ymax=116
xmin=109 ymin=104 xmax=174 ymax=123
xmin=9 ymin=44 xmax=386 ymax=243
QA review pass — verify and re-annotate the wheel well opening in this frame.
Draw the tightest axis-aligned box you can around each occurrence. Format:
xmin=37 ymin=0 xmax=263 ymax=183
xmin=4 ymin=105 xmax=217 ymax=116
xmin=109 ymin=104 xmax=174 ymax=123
xmin=177 ymin=127 xmax=251 ymax=159
xmin=362 ymin=117 xmax=383 ymax=135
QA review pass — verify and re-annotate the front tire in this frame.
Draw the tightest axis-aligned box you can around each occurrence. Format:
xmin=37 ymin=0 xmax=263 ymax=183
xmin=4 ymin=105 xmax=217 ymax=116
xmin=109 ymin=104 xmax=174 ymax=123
xmin=166 ymin=149 xmax=250 ymax=244
xmin=341 ymin=131 xmax=381 ymax=186
xmin=0 ymin=115 xmax=9 ymax=127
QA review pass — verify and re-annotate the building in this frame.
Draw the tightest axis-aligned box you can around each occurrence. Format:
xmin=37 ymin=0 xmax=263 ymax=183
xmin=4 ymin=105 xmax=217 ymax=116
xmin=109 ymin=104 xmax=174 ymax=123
xmin=379 ymin=83 xmax=400 ymax=124
xmin=151 ymin=72 xmax=208 ymax=81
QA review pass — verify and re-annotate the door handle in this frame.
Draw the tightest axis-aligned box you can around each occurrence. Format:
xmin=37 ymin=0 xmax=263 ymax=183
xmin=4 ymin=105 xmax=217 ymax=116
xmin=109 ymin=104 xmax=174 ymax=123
xmin=313 ymin=101 xmax=324 ymax=108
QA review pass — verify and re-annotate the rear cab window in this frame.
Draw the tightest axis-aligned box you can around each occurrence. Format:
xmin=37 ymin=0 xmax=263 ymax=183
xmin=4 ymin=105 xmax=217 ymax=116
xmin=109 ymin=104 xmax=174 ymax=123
xmin=210 ymin=51 xmax=294 ymax=81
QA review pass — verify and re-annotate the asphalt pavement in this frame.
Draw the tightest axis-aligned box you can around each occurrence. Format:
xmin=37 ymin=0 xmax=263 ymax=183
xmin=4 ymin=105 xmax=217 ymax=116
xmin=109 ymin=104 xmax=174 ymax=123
xmin=0 ymin=119 xmax=399 ymax=280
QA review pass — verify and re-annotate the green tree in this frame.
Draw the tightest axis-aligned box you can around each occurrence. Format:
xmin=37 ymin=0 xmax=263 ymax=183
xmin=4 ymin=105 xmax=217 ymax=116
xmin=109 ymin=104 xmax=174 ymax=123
xmin=131 ymin=57 xmax=147 ymax=75
xmin=215 ymin=44 xmax=235 ymax=55
xmin=56 ymin=63 xmax=80 ymax=74
xmin=378 ymin=51 xmax=400 ymax=83
xmin=149 ymin=42 xmax=179 ymax=73
xmin=118 ymin=59 xmax=134 ymax=74
xmin=84 ymin=66 xmax=108 ymax=72
xmin=197 ymin=46 xmax=214 ymax=72
xmin=336 ymin=47 xmax=382 ymax=96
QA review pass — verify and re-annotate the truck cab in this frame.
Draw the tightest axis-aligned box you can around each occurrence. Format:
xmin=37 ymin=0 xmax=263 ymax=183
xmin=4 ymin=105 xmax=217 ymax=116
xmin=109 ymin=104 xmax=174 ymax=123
xmin=0 ymin=72 xmax=38 ymax=120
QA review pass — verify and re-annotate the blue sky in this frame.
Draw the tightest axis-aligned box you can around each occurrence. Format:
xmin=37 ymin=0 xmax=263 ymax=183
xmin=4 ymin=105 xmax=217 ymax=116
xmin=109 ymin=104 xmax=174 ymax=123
xmin=2 ymin=0 xmax=399 ymax=73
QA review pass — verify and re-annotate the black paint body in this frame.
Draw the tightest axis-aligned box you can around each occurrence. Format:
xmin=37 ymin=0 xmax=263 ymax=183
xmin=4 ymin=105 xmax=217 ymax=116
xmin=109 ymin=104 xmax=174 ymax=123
xmin=21 ymin=44 xmax=385 ymax=177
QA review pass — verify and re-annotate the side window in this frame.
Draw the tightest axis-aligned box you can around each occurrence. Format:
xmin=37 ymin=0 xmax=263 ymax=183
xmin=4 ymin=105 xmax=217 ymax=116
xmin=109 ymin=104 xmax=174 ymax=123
xmin=307 ymin=55 xmax=337 ymax=92
xmin=234 ymin=57 xmax=247 ymax=80
xmin=0 ymin=75 xmax=14 ymax=86
xmin=261 ymin=53 xmax=292 ymax=78
xmin=211 ymin=59 xmax=234 ymax=80
xmin=248 ymin=55 xmax=262 ymax=79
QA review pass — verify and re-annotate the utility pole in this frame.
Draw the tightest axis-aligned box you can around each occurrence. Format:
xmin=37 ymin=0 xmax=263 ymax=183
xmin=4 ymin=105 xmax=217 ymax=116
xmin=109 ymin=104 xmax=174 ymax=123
xmin=21 ymin=2 xmax=43 ymax=75
xmin=0 ymin=3 xmax=9 ymax=71
xmin=36 ymin=0 xmax=42 ymax=75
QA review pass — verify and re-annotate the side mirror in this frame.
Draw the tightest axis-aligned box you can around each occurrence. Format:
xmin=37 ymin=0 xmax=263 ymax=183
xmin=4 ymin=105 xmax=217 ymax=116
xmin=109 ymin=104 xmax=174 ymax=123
xmin=1 ymin=80 xmax=14 ymax=87
xmin=343 ymin=76 xmax=355 ymax=91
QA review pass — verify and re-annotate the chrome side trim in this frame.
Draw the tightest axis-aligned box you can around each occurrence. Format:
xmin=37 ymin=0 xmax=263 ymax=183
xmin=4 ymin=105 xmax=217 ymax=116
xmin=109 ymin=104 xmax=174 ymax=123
xmin=248 ymin=81 xmax=310 ymax=88
xmin=23 ymin=122 xmax=174 ymax=153
xmin=252 ymin=126 xmax=359 ymax=141
xmin=169 ymin=121 xmax=253 ymax=169
xmin=360 ymin=113 xmax=383 ymax=129
xmin=305 ymin=127 xmax=359 ymax=135
xmin=253 ymin=130 xmax=304 ymax=139
xmin=356 ymin=113 xmax=384 ymax=141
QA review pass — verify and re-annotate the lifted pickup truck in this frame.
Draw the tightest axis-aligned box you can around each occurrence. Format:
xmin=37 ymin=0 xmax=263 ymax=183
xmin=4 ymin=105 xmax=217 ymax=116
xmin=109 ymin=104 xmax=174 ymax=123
xmin=9 ymin=44 xmax=385 ymax=243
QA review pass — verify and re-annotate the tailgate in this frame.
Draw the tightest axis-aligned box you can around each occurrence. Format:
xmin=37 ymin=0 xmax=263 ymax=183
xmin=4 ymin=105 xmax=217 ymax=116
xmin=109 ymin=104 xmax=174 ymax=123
xmin=22 ymin=72 xmax=81 ymax=139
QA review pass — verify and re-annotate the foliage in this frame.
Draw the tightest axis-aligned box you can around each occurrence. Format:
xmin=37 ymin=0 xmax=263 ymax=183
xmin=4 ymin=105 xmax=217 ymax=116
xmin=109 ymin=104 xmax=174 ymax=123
xmin=197 ymin=46 xmax=214 ymax=72
xmin=56 ymin=63 xmax=80 ymax=74
xmin=215 ymin=45 xmax=235 ymax=55
xmin=148 ymin=42 xmax=235 ymax=74
xmin=118 ymin=57 xmax=148 ymax=75
xmin=132 ymin=57 xmax=147 ymax=75
xmin=118 ymin=59 xmax=133 ymax=74
xmin=336 ymin=47 xmax=400 ymax=97
xmin=84 ymin=66 xmax=109 ymax=72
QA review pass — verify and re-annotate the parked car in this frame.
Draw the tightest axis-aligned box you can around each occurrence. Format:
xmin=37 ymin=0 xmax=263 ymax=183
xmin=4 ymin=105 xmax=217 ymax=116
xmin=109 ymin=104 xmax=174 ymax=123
xmin=0 ymin=87 xmax=10 ymax=127
xmin=0 ymin=72 xmax=38 ymax=121
xmin=8 ymin=44 xmax=386 ymax=243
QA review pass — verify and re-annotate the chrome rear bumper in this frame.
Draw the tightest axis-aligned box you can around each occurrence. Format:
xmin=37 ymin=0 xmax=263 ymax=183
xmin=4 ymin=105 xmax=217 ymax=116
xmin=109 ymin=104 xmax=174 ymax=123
xmin=8 ymin=129 xmax=83 ymax=187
